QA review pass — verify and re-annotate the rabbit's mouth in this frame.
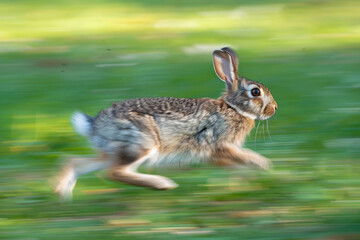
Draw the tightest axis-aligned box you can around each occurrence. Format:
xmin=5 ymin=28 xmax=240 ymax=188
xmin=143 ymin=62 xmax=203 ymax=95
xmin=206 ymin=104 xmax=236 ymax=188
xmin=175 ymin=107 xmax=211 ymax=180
xmin=258 ymin=114 xmax=272 ymax=121
xmin=258 ymin=102 xmax=277 ymax=120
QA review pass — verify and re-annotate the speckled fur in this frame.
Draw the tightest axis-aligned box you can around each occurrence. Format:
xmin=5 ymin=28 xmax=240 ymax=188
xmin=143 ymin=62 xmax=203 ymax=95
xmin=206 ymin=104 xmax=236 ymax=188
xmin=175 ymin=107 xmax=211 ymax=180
xmin=90 ymin=97 xmax=255 ymax=164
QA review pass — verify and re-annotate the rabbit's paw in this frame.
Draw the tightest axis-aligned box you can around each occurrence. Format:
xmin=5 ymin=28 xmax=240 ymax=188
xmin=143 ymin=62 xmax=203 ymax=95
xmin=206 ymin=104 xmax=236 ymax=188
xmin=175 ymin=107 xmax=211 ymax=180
xmin=153 ymin=177 xmax=178 ymax=190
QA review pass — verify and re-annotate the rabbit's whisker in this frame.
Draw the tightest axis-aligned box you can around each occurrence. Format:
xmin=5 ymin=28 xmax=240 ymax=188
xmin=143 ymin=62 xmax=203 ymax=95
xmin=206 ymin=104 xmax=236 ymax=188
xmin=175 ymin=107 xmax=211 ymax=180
xmin=266 ymin=119 xmax=272 ymax=140
xmin=262 ymin=122 xmax=265 ymax=139
xmin=255 ymin=121 xmax=261 ymax=149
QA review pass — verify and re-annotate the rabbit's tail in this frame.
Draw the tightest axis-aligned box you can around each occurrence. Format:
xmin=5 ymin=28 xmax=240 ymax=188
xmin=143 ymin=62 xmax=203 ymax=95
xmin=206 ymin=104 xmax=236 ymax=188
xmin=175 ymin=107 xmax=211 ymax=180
xmin=71 ymin=111 xmax=94 ymax=137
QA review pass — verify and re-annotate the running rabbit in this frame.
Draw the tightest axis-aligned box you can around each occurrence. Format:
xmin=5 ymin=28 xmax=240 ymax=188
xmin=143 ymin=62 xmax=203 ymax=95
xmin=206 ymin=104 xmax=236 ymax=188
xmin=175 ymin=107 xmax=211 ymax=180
xmin=55 ymin=47 xmax=278 ymax=200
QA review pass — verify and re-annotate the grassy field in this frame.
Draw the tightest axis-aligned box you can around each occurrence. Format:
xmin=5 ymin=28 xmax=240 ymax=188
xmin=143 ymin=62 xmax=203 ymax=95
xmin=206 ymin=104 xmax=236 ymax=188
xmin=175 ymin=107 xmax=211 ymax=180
xmin=1 ymin=0 xmax=360 ymax=239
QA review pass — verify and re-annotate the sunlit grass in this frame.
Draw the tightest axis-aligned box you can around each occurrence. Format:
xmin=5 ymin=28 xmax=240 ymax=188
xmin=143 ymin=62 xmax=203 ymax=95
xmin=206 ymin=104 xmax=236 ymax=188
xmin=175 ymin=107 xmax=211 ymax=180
xmin=0 ymin=1 xmax=359 ymax=51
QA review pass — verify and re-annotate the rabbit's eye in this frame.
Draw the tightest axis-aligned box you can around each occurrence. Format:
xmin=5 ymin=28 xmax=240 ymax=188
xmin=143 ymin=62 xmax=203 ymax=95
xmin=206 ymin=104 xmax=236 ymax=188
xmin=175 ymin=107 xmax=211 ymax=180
xmin=251 ymin=88 xmax=261 ymax=97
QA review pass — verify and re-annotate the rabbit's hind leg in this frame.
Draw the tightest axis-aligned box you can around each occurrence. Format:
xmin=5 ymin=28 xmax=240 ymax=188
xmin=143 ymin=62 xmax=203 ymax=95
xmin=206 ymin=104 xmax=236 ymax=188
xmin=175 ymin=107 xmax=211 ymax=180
xmin=54 ymin=152 xmax=112 ymax=201
xmin=109 ymin=148 xmax=178 ymax=190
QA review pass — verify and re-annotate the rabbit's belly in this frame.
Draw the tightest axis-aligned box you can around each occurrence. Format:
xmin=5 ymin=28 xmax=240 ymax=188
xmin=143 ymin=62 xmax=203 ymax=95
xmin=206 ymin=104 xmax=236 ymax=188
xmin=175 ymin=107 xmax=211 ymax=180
xmin=144 ymin=150 xmax=210 ymax=167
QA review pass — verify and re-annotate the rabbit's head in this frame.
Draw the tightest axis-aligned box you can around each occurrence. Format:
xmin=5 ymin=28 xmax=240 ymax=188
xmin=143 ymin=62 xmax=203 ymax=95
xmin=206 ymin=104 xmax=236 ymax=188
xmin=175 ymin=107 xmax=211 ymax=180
xmin=213 ymin=47 xmax=278 ymax=120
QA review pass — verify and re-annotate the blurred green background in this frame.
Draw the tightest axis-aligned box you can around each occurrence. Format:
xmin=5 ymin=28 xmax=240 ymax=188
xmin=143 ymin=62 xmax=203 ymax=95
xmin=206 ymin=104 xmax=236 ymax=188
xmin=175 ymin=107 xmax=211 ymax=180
xmin=1 ymin=0 xmax=359 ymax=239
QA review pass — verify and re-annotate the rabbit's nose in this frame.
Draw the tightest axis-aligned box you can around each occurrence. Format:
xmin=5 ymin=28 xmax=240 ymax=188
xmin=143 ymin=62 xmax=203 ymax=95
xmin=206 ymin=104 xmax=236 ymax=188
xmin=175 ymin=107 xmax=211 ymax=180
xmin=274 ymin=101 xmax=278 ymax=111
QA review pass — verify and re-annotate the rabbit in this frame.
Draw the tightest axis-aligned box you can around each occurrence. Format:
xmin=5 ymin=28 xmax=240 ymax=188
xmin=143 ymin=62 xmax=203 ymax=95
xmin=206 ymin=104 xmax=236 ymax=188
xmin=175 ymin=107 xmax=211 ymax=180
xmin=54 ymin=47 xmax=278 ymax=200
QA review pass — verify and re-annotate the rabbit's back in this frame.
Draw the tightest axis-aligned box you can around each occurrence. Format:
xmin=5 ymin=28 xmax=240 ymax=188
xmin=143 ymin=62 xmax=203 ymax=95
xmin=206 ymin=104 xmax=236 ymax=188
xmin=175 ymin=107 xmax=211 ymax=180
xmin=111 ymin=97 xmax=201 ymax=116
xmin=93 ymin=97 xmax=204 ymax=141
xmin=90 ymin=97 xmax=253 ymax=158
xmin=91 ymin=97 xmax=209 ymax=153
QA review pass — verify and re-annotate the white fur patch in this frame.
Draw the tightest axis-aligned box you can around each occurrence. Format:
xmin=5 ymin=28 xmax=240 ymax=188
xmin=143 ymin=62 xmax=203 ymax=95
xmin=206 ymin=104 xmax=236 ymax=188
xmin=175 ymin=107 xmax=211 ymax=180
xmin=236 ymin=108 xmax=257 ymax=120
xmin=226 ymin=101 xmax=257 ymax=120
xmin=71 ymin=112 xmax=92 ymax=137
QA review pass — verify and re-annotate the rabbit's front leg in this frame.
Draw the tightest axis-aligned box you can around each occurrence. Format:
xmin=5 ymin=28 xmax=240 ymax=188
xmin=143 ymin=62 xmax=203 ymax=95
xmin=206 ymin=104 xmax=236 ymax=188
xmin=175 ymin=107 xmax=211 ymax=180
xmin=212 ymin=144 xmax=271 ymax=170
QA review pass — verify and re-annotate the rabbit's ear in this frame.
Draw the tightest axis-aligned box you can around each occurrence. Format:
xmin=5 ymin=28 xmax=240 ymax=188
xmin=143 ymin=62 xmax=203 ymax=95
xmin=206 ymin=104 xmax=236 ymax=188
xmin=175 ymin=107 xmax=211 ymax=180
xmin=221 ymin=47 xmax=239 ymax=73
xmin=212 ymin=48 xmax=238 ymax=91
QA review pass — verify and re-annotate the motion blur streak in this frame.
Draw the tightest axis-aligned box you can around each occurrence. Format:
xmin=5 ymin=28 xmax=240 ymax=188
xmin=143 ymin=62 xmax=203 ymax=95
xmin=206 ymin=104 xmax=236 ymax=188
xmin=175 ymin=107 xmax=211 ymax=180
xmin=0 ymin=0 xmax=359 ymax=239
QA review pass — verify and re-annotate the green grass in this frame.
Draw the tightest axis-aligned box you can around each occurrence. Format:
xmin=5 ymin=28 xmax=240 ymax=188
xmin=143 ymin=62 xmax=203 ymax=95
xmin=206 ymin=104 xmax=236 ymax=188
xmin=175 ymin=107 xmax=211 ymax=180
xmin=1 ymin=0 xmax=360 ymax=239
